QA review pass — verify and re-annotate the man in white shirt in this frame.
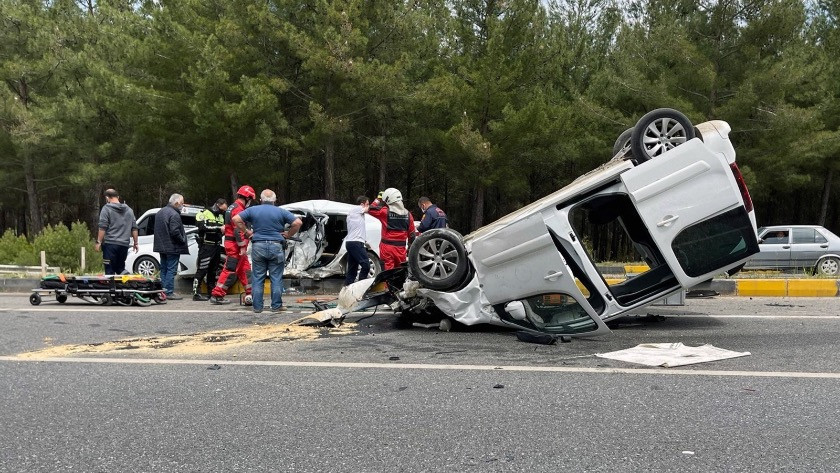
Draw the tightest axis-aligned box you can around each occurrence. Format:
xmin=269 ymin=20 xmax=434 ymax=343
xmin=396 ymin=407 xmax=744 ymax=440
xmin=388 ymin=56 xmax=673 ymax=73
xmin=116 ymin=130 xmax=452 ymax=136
xmin=344 ymin=195 xmax=370 ymax=286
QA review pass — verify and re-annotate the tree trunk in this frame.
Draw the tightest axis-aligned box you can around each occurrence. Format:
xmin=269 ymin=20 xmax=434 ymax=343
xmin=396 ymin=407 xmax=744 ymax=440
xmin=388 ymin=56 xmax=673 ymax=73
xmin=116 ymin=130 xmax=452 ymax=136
xmin=818 ymin=167 xmax=834 ymax=227
xmin=88 ymin=184 xmax=102 ymax=237
xmin=229 ymin=171 xmax=239 ymax=199
xmin=377 ymin=148 xmax=386 ymax=192
xmin=24 ymin=159 xmax=42 ymax=236
xmin=471 ymin=183 xmax=485 ymax=231
xmin=324 ymin=138 xmax=335 ymax=200
xmin=283 ymin=148 xmax=292 ymax=203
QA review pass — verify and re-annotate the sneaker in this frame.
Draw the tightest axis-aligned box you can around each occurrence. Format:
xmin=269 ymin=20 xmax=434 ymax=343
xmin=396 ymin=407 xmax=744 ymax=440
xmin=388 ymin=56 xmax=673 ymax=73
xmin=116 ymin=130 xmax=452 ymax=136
xmin=193 ymin=294 xmax=209 ymax=301
xmin=253 ymin=309 xmax=263 ymax=314
xmin=270 ymin=306 xmax=288 ymax=313
xmin=167 ymin=293 xmax=184 ymax=300
xmin=209 ymin=296 xmax=230 ymax=305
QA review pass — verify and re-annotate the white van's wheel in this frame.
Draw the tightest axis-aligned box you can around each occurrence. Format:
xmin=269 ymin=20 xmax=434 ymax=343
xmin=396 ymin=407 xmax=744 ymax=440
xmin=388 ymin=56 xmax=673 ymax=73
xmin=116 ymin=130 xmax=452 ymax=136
xmin=408 ymin=229 xmax=469 ymax=291
xmin=631 ymin=108 xmax=695 ymax=162
xmin=134 ymin=256 xmax=159 ymax=277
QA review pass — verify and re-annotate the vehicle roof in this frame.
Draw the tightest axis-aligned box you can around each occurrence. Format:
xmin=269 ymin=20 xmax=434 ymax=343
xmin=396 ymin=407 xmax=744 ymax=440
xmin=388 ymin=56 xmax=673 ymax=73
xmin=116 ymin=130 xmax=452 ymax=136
xmin=760 ymin=225 xmax=828 ymax=231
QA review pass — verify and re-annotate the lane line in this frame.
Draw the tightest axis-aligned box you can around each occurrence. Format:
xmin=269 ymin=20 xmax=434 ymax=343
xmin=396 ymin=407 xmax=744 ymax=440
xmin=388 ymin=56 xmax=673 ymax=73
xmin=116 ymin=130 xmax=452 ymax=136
xmin=2 ymin=356 xmax=839 ymax=379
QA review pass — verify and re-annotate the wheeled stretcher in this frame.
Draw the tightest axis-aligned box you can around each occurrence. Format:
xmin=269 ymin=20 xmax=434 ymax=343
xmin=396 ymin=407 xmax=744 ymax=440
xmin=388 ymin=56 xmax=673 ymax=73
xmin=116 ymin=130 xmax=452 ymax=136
xmin=30 ymin=274 xmax=166 ymax=306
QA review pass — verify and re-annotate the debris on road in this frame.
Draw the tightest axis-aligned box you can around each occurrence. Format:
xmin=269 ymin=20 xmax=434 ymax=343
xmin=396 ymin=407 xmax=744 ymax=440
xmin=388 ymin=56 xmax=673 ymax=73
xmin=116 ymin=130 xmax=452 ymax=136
xmin=596 ymin=343 xmax=750 ymax=367
xmin=16 ymin=322 xmax=359 ymax=359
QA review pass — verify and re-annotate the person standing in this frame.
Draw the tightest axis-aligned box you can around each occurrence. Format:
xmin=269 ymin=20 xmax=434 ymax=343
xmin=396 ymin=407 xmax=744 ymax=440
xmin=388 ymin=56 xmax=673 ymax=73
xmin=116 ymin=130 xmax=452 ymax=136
xmin=210 ymin=185 xmax=256 ymax=305
xmin=153 ymin=193 xmax=189 ymax=300
xmin=368 ymin=188 xmax=416 ymax=270
xmin=95 ymin=188 xmax=139 ymax=275
xmin=232 ymin=189 xmax=301 ymax=313
xmin=417 ymin=196 xmax=448 ymax=233
xmin=344 ymin=195 xmax=370 ymax=286
xmin=192 ymin=198 xmax=228 ymax=301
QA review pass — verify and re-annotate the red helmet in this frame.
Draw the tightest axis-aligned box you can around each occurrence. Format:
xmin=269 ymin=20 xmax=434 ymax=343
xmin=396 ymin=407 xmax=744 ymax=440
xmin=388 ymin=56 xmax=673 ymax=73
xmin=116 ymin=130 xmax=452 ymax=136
xmin=237 ymin=185 xmax=256 ymax=199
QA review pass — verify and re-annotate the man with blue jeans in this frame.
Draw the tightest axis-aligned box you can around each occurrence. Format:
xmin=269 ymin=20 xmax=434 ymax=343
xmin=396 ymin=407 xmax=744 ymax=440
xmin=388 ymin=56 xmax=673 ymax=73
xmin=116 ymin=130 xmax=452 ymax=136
xmin=233 ymin=189 xmax=302 ymax=313
xmin=153 ymin=194 xmax=189 ymax=300
xmin=344 ymin=195 xmax=370 ymax=286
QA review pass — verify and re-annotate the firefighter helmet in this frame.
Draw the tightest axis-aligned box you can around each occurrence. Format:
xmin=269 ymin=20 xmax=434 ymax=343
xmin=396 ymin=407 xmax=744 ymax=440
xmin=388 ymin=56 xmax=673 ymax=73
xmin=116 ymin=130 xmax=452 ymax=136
xmin=237 ymin=185 xmax=256 ymax=199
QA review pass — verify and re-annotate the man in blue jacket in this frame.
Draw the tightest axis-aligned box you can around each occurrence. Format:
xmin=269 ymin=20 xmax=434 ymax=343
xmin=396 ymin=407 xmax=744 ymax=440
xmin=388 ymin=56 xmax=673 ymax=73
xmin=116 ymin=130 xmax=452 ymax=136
xmin=233 ymin=189 xmax=302 ymax=313
xmin=153 ymin=194 xmax=189 ymax=300
xmin=417 ymin=196 xmax=448 ymax=233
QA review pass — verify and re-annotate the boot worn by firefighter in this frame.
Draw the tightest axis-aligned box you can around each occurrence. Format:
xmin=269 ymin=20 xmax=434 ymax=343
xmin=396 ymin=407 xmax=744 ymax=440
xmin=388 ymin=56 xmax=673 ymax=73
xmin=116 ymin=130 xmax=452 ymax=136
xmin=209 ymin=296 xmax=230 ymax=305
xmin=192 ymin=279 xmax=209 ymax=301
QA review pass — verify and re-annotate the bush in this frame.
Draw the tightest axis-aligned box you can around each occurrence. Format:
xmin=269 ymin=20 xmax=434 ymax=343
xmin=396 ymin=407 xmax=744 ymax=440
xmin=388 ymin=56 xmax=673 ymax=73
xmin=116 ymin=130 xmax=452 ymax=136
xmin=0 ymin=229 xmax=38 ymax=266
xmin=32 ymin=222 xmax=103 ymax=274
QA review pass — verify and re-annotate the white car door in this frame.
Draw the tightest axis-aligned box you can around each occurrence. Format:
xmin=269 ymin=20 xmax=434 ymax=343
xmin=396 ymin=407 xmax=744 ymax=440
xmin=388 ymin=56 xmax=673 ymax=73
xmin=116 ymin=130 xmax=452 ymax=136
xmin=620 ymin=139 xmax=758 ymax=288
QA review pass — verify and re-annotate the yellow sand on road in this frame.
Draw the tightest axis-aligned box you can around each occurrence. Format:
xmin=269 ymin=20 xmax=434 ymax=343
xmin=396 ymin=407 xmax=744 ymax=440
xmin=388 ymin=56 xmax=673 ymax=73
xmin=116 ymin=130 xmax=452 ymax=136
xmin=17 ymin=322 xmax=359 ymax=359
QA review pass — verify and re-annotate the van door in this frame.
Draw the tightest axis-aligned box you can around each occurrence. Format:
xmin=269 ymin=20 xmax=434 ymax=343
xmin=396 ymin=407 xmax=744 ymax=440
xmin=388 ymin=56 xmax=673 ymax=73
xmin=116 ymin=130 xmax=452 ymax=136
xmin=620 ymin=139 xmax=759 ymax=288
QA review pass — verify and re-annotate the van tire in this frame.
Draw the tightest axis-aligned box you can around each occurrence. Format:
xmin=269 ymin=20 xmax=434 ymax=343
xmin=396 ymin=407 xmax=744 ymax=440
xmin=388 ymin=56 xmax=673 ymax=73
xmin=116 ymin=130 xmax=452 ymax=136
xmin=408 ymin=229 xmax=469 ymax=291
xmin=631 ymin=108 xmax=695 ymax=162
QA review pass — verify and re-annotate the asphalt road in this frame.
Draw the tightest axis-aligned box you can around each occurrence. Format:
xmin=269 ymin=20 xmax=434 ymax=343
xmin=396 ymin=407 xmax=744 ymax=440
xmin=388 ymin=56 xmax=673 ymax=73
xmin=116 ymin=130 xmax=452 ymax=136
xmin=1 ymin=293 xmax=839 ymax=472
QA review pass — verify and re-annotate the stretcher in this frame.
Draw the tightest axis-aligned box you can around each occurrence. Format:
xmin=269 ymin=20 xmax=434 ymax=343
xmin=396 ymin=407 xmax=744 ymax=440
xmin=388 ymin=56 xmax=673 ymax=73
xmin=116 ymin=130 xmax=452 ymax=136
xmin=30 ymin=274 xmax=166 ymax=306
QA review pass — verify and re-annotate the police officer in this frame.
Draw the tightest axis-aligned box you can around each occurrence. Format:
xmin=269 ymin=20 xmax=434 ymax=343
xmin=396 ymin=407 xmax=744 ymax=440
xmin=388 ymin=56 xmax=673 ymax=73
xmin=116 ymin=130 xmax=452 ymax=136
xmin=192 ymin=198 xmax=228 ymax=301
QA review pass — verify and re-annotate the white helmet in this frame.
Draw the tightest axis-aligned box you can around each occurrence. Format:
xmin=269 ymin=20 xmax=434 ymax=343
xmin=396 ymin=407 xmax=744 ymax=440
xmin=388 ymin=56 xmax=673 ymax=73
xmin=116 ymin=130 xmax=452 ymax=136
xmin=382 ymin=188 xmax=403 ymax=205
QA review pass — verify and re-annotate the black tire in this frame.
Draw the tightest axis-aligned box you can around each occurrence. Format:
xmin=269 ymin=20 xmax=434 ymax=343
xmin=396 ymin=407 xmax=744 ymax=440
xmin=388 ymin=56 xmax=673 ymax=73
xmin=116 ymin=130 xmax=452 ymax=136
xmin=56 ymin=293 xmax=68 ymax=304
xmin=631 ymin=108 xmax=695 ymax=162
xmin=612 ymin=127 xmax=634 ymax=159
xmin=100 ymin=294 xmax=113 ymax=306
xmin=816 ymin=257 xmax=840 ymax=276
xmin=408 ymin=228 xmax=469 ymax=291
xmin=29 ymin=293 xmax=42 ymax=306
xmin=133 ymin=256 xmax=159 ymax=277
xmin=366 ymin=251 xmax=383 ymax=278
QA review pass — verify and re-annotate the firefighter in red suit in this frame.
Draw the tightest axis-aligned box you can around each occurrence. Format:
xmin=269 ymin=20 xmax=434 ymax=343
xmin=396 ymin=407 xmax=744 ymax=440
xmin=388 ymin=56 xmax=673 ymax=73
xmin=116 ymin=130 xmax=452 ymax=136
xmin=368 ymin=188 xmax=417 ymax=270
xmin=210 ymin=185 xmax=256 ymax=304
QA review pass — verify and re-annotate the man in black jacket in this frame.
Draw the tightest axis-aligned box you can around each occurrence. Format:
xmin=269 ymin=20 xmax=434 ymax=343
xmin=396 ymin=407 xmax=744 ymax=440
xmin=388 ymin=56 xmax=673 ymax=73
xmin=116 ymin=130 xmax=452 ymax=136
xmin=153 ymin=194 xmax=189 ymax=300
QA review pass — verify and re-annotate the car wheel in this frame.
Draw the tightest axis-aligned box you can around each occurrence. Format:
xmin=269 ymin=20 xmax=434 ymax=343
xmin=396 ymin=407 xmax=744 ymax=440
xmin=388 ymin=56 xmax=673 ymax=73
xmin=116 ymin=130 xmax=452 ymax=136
xmin=612 ymin=127 xmax=634 ymax=160
xmin=134 ymin=256 xmax=159 ymax=277
xmin=408 ymin=228 xmax=469 ymax=291
xmin=816 ymin=257 xmax=840 ymax=276
xmin=631 ymin=108 xmax=696 ymax=162
xmin=367 ymin=251 xmax=383 ymax=278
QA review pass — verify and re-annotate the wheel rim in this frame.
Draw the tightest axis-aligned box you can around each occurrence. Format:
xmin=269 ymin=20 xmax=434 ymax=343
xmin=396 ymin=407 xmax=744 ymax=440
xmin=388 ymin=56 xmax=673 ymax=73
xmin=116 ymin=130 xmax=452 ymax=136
xmin=642 ymin=117 xmax=688 ymax=157
xmin=136 ymin=259 xmax=157 ymax=277
xmin=416 ymin=237 xmax=460 ymax=281
xmin=819 ymin=259 xmax=839 ymax=275
xmin=618 ymin=138 xmax=631 ymax=155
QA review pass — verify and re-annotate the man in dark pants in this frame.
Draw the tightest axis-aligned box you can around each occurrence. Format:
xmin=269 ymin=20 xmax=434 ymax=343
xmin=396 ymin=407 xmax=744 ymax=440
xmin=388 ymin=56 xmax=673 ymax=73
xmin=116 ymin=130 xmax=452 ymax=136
xmin=153 ymin=193 xmax=189 ymax=300
xmin=95 ymin=188 xmax=139 ymax=274
xmin=192 ymin=198 xmax=228 ymax=301
xmin=344 ymin=195 xmax=370 ymax=286
xmin=417 ymin=196 xmax=448 ymax=233
xmin=232 ymin=189 xmax=302 ymax=313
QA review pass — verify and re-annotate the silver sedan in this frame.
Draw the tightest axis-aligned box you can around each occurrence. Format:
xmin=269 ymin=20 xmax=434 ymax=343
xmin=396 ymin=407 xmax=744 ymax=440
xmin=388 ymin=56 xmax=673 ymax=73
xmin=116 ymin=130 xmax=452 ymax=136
xmin=744 ymin=225 xmax=840 ymax=275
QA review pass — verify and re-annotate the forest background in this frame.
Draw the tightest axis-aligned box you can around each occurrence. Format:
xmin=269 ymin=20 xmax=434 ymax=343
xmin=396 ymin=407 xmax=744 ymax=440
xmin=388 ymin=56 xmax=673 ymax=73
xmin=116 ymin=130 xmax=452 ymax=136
xmin=2 ymin=0 xmax=840 ymax=264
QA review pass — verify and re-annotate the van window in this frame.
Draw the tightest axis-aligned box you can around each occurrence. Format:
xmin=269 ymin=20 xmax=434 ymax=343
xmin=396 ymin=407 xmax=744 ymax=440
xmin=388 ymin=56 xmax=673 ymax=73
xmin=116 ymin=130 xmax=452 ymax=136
xmin=496 ymin=293 xmax=599 ymax=334
xmin=671 ymin=207 xmax=759 ymax=277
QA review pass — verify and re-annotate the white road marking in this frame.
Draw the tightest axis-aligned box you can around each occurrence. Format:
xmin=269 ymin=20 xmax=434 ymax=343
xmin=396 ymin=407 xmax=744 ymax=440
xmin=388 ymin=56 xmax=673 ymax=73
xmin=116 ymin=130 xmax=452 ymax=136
xmin=1 ymin=356 xmax=840 ymax=379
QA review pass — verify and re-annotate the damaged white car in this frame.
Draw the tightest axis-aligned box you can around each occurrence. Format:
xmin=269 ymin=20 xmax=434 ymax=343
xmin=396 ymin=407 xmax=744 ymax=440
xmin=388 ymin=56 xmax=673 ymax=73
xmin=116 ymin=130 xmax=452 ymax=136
xmin=281 ymin=200 xmax=384 ymax=279
xmin=336 ymin=109 xmax=760 ymax=338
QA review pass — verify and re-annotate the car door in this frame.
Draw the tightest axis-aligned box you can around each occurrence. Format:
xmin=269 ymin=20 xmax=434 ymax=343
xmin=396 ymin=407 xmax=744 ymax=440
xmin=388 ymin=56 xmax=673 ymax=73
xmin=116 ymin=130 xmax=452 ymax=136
xmin=791 ymin=228 xmax=828 ymax=269
xmin=619 ymin=139 xmax=759 ymax=288
xmin=756 ymin=229 xmax=791 ymax=268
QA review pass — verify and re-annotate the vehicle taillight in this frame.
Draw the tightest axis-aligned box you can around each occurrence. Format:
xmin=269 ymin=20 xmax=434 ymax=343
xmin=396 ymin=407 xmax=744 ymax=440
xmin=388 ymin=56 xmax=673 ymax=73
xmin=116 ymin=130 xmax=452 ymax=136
xmin=729 ymin=163 xmax=753 ymax=213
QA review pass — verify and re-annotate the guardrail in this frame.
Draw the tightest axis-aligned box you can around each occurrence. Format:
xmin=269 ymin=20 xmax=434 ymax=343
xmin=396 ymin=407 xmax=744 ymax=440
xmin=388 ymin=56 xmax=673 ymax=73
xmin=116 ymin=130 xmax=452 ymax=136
xmin=0 ymin=264 xmax=61 ymax=275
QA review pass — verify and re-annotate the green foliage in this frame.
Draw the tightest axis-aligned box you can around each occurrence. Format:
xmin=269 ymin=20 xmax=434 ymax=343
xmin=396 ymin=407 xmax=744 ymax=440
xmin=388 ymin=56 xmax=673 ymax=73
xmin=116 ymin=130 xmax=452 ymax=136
xmin=0 ymin=229 xmax=37 ymax=266
xmin=31 ymin=222 xmax=103 ymax=274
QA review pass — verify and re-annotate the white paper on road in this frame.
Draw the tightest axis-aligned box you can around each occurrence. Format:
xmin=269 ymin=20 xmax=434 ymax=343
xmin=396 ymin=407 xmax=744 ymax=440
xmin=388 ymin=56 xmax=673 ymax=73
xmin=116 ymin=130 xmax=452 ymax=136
xmin=596 ymin=343 xmax=750 ymax=367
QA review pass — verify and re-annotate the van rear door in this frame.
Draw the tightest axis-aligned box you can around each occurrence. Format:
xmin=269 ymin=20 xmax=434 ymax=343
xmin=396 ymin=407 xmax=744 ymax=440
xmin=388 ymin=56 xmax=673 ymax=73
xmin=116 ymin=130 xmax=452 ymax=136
xmin=620 ymin=139 xmax=759 ymax=288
